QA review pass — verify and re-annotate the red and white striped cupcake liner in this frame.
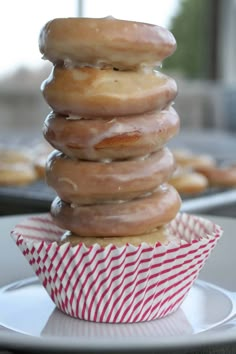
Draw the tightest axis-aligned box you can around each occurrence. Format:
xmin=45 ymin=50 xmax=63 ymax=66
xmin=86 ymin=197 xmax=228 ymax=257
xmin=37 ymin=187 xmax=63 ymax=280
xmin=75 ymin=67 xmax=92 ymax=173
xmin=11 ymin=213 xmax=222 ymax=323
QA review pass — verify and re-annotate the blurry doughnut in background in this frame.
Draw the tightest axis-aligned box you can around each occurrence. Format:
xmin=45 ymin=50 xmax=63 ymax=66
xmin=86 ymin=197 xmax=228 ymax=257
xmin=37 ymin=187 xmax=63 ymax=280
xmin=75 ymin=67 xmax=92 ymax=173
xmin=0 ymin=149 xmax=37 ymax=186
xmin=34 ymin=155 xmax=48 ymax=179
xmin=171 ymin=147 xmax=236 ymax=192
xmin=172 ymin=149 xmax=216 ymax=169
xmin=33 ymin=141 xmax=54 ymax=179
xmin=195 ymin=164 xmax=236 ymax=188
xmin=169 ymin=167 xmax=208 ymax=195
xmin=0 ymin=149 xmax=32 ymax=164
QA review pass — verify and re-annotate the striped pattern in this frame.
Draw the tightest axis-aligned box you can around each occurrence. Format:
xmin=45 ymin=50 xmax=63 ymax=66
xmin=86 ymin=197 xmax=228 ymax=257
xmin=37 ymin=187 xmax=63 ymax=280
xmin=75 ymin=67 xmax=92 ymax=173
xmin=11 ymin=213 xmax=222 ymax=323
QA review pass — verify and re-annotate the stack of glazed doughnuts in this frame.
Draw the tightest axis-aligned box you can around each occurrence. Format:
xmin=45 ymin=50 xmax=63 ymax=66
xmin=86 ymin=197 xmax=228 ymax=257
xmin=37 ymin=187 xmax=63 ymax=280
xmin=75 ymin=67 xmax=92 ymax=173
xmin=40 ymin=17 xmax=181 ymax=244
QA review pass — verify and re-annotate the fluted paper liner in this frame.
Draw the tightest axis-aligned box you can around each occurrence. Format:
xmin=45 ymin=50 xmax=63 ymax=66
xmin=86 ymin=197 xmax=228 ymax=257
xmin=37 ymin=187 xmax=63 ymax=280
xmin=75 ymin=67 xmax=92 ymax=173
xmin=11 ymin=213 xmax=222 ymax=323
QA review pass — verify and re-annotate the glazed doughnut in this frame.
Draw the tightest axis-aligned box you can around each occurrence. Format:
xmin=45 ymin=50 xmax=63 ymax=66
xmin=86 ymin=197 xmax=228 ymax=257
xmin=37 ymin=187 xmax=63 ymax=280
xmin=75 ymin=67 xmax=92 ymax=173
xmin=33 ymin=142 xmax=54 ymax=178
xmin=0 ymin=162 xmax=37 ymax=186
xmin=43 ymin=107 xmax=180 ymax=161
xmin=50 ymin=184 xmax=181 ymax=237
xmin=39 ymin=17 xmax=176 ymax=69
xmin=60 ymin=226 xmax=178 ymax=247
xmin=41 ymin=66 xmax=177 ymax=117
xmin=34 ymin=155 xmax=47 ymax=178
xmin=0 ymin=149 xmax=32 ymax=164
xmin=0 ymin=149 xmax=37 ymax=186
xmin=46 ymin=148 xmax=176 ymax=204
xmin=172 ymin=149 xmax=215 ymax=169
xmin=195 ymin=165 xmax=236 ymax=187
xmin=169 ymin=170 xmax=208 ymax=195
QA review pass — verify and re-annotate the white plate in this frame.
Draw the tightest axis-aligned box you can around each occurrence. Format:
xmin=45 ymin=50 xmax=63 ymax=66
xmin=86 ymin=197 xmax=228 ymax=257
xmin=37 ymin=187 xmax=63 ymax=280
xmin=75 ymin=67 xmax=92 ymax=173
xmin=0 ymin=214 xmax=236 ymax=353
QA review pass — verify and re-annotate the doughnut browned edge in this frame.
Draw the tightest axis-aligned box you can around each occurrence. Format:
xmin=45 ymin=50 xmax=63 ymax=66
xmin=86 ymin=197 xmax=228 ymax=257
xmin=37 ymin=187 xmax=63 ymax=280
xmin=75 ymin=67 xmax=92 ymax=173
xmin=0 ymin=149 xmax=37 ymax=186
xmin=46 ymin=148 xmax=176 ymax=204
xmin=39 ymin=17 xmax=176 ymax=69
xmin=59 ymin=226 xmax=174 ymax=247
xmin=41 ymin=66 xmax=177 ymax=117
xmin=0 ymin=164 xmax=37 ymax=186
xmin=43 ymin=107 xmax=180 ymax=161
xmin=50 ymin=184 xmax=181 ymax=237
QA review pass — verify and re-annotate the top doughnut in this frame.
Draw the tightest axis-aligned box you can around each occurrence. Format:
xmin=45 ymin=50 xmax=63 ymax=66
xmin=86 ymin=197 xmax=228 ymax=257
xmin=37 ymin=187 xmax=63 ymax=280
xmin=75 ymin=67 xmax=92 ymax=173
xmin=39 ymin=17 xmax=176 ymax=69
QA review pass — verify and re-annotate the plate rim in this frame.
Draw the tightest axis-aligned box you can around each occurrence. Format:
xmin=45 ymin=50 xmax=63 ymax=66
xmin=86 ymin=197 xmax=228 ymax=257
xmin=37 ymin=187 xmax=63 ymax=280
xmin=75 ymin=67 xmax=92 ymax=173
xmin=2 ymin=321 xmax=236 ymax=353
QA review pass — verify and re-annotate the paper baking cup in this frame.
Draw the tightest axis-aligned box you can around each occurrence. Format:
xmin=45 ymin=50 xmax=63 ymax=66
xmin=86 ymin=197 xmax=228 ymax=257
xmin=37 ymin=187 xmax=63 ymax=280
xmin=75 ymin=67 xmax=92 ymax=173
xmin=11 ymin=213 xmax=222 ymax=323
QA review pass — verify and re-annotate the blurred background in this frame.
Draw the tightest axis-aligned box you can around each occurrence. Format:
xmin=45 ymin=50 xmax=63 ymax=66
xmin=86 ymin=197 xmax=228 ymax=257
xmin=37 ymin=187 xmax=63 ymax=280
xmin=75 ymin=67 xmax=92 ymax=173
xmin=1 ymin=0 xmax=236 ymax=134
xmin=0 ymin=0 xmax=236 ymax=216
